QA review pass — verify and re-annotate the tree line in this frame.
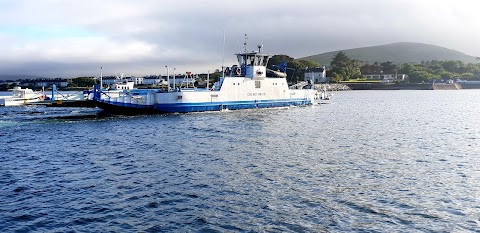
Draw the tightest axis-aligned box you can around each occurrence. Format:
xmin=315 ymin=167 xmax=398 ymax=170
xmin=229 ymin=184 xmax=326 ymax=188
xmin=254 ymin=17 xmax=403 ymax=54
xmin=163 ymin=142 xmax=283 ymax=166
xmin=268 ymin=52 xmax=480 ymax=83
xmin=267 ymin=55 xmax=321 ymax=83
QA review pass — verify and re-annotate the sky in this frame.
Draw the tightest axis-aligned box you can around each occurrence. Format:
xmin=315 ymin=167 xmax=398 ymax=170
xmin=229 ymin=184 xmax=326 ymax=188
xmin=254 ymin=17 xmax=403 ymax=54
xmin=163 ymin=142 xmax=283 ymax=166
xmin=0 ymin=0 xmax=479 ymax=78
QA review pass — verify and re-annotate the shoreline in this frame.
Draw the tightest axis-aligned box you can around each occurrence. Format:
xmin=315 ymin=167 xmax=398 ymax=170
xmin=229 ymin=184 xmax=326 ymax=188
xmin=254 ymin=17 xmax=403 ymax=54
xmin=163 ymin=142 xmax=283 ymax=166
xmin=3 ymin=83 xmax=480 ymax=93
xmin=344 ymin=83 xmax=480 ymax=90
xmin=344 ymin=83 xmax=432 ymax=90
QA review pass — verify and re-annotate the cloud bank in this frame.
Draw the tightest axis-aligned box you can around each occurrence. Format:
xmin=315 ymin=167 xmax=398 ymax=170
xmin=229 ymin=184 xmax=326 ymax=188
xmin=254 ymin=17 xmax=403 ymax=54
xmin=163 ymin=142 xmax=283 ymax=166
xmin=0 ymin=0 xmax=479 ymax=77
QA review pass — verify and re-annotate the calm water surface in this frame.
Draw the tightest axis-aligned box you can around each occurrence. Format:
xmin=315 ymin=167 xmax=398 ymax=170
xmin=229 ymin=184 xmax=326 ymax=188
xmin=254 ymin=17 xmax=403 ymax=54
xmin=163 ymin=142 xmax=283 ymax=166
xmin=1 ymin=90 xmax=480 ymax=232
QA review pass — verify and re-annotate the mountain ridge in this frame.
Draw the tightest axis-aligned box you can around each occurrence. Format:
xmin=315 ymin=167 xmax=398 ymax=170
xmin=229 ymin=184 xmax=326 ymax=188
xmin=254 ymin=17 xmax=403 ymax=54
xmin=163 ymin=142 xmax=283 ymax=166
xmin=299 ymin=42 xmax=479 ymax=66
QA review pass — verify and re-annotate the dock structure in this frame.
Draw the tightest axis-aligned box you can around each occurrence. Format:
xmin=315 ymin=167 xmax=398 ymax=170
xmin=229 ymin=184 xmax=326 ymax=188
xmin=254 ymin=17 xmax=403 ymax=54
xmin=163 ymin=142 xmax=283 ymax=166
xmin=432 ymin=83 xmax=461 ymax=90
xmin=27 ymin=99 xmax=98 ymax=108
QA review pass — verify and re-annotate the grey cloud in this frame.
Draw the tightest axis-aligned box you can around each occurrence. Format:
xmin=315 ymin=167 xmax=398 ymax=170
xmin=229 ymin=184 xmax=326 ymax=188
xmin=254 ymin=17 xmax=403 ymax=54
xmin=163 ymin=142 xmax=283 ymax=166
xmin=0 ymin=0 xmax=479 ymax=77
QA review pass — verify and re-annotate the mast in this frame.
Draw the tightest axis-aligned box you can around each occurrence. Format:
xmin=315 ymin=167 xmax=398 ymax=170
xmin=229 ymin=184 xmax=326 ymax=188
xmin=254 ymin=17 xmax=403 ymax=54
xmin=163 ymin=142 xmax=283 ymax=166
xmin=311 ymin=70 xmax=314 ymax=90
xmin=165 ymin=66 xmax=169 ymax=92
xmin=221 ymin=30 xmax=226 ymax=79
xmin=173 ymin=68 xmax=176 ymax=90
xmin=243 ymin=34 xmax=248 ymax=53
xmin=100 ymin=67 xmax=103 ymax=90
xmin=207 ymin=70 xmax=210 ymax=89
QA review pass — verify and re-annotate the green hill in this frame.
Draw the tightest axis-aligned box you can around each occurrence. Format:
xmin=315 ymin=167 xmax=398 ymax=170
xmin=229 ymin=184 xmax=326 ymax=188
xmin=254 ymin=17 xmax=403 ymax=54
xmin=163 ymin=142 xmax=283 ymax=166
xmin=299 ymin=42 xmax=479 ymax=65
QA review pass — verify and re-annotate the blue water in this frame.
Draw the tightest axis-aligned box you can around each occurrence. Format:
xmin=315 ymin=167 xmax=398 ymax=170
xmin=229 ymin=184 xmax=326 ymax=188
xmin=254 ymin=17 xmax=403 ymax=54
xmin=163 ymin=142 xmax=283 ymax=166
xmin=1 ymin=90 xmax=480 ymax=232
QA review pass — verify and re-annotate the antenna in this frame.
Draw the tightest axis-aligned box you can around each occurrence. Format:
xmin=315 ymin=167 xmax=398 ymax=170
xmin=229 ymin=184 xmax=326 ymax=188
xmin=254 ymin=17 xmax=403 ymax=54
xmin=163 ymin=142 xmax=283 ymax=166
xmin=222 ymin=30 xmax=226 ymax=79
xmin=100 ymin=67 xmax=103 ymax=89
xmin=243 ymin=33 xmax=248 ymax=53
xmin=257 ymin=45 xmax=263 ymax=53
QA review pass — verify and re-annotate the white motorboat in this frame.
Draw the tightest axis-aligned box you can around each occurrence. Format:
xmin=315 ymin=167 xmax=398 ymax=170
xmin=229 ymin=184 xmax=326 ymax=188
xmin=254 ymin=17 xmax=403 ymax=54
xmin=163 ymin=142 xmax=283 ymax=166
xmin=0 ymin=87 xmax=45 ymax=106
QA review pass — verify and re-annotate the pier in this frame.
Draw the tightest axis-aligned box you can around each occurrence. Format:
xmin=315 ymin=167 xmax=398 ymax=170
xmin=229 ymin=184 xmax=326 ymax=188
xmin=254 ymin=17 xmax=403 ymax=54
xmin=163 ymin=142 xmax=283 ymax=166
xmin=432 ymin=83 xmax=461 ymax=90
xmin=28 ymin=99 xmax=98 ymax=108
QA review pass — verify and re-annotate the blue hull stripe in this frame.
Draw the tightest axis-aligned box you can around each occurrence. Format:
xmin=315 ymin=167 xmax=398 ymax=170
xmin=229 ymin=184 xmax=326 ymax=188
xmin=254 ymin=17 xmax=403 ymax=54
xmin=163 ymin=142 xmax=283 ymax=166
xmin=98 ymin=98 xmax=312 ymax=113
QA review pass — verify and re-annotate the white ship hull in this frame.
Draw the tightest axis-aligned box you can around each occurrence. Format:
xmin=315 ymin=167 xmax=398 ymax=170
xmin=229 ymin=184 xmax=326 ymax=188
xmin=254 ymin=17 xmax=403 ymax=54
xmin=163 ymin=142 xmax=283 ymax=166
xmin=96 ymin=77 xmax=316 ymax=114
xmin=0 ymin=97 xmax=42 ymax=106
xmin=0 ymin=87 xmax=43 ymax=106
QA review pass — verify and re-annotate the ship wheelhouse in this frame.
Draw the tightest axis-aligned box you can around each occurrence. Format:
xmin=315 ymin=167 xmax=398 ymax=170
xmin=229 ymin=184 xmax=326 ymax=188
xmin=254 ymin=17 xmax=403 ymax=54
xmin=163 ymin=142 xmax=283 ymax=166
xmin=235 ymin=45 xmax=272 ymax=79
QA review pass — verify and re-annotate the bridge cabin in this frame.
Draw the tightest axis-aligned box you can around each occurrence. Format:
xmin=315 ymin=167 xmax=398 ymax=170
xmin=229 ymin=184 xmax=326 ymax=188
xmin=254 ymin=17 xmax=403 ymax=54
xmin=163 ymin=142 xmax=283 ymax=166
xmin=236 ymin=45 xmax=272 ymax=80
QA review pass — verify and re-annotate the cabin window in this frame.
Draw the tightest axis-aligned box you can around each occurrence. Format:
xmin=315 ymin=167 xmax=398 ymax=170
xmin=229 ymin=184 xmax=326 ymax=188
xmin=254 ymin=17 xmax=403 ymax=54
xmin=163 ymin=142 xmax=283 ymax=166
xmin=177 ymin=96 xmax=182 ymax=100
xmin=255 ymin=81 xmax=261 ymax=88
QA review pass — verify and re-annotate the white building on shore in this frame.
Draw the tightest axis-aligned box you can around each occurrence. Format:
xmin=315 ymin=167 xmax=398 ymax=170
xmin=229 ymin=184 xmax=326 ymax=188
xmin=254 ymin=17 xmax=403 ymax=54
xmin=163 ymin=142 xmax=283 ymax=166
xmin=127 ymin=76 xmax=144 ymax=85
xmin=364 ymin=73 xmax=409 ymax=81
xmin=143 ymin=76 xmax=166 ymax=86
xmin=304 ymin=67 xmax=328 ymax=83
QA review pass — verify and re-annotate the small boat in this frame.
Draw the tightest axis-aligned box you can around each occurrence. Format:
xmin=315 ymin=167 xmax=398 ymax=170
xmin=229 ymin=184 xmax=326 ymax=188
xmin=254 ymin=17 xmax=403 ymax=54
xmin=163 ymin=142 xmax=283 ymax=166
xmin=92 ymin=73 xmax=136 ymax=100
xmin=93 ymin=43 xmax=318 ymax=114
xmin=319 ymin=84 xmax=331 ymax=100
xmin=110 ymin=79 xmax=134 ymax=91
xmin=0 ymin=87 xmax=45 ymax=106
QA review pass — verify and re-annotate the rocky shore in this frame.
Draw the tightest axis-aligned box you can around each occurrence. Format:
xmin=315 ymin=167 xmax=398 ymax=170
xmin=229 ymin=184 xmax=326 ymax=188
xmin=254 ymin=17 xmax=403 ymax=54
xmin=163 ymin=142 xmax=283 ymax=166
xmin=344 ymin=83 xmax=432 ymax=90
xmin=314 ymin=83 xmax=351 ymax=91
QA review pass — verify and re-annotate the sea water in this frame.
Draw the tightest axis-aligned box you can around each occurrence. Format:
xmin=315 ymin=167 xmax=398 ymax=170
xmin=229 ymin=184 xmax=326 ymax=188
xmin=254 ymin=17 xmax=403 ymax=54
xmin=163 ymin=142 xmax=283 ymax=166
xmin=1 ymin=90 xmax=479 ymax=232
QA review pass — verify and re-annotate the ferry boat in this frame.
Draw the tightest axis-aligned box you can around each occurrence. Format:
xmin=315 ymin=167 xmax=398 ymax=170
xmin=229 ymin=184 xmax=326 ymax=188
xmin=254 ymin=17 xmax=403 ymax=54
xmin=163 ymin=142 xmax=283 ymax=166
xmin=93 ymin=45 xmax=318 ymax=114
xmin=0 ymin=87 xmax=45 ymax=106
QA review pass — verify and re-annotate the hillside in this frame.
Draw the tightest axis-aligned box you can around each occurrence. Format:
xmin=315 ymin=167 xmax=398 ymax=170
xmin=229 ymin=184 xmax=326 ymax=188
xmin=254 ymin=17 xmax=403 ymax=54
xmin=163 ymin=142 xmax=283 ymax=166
xmin=299 ymin=42 xmax=480 ymax=66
